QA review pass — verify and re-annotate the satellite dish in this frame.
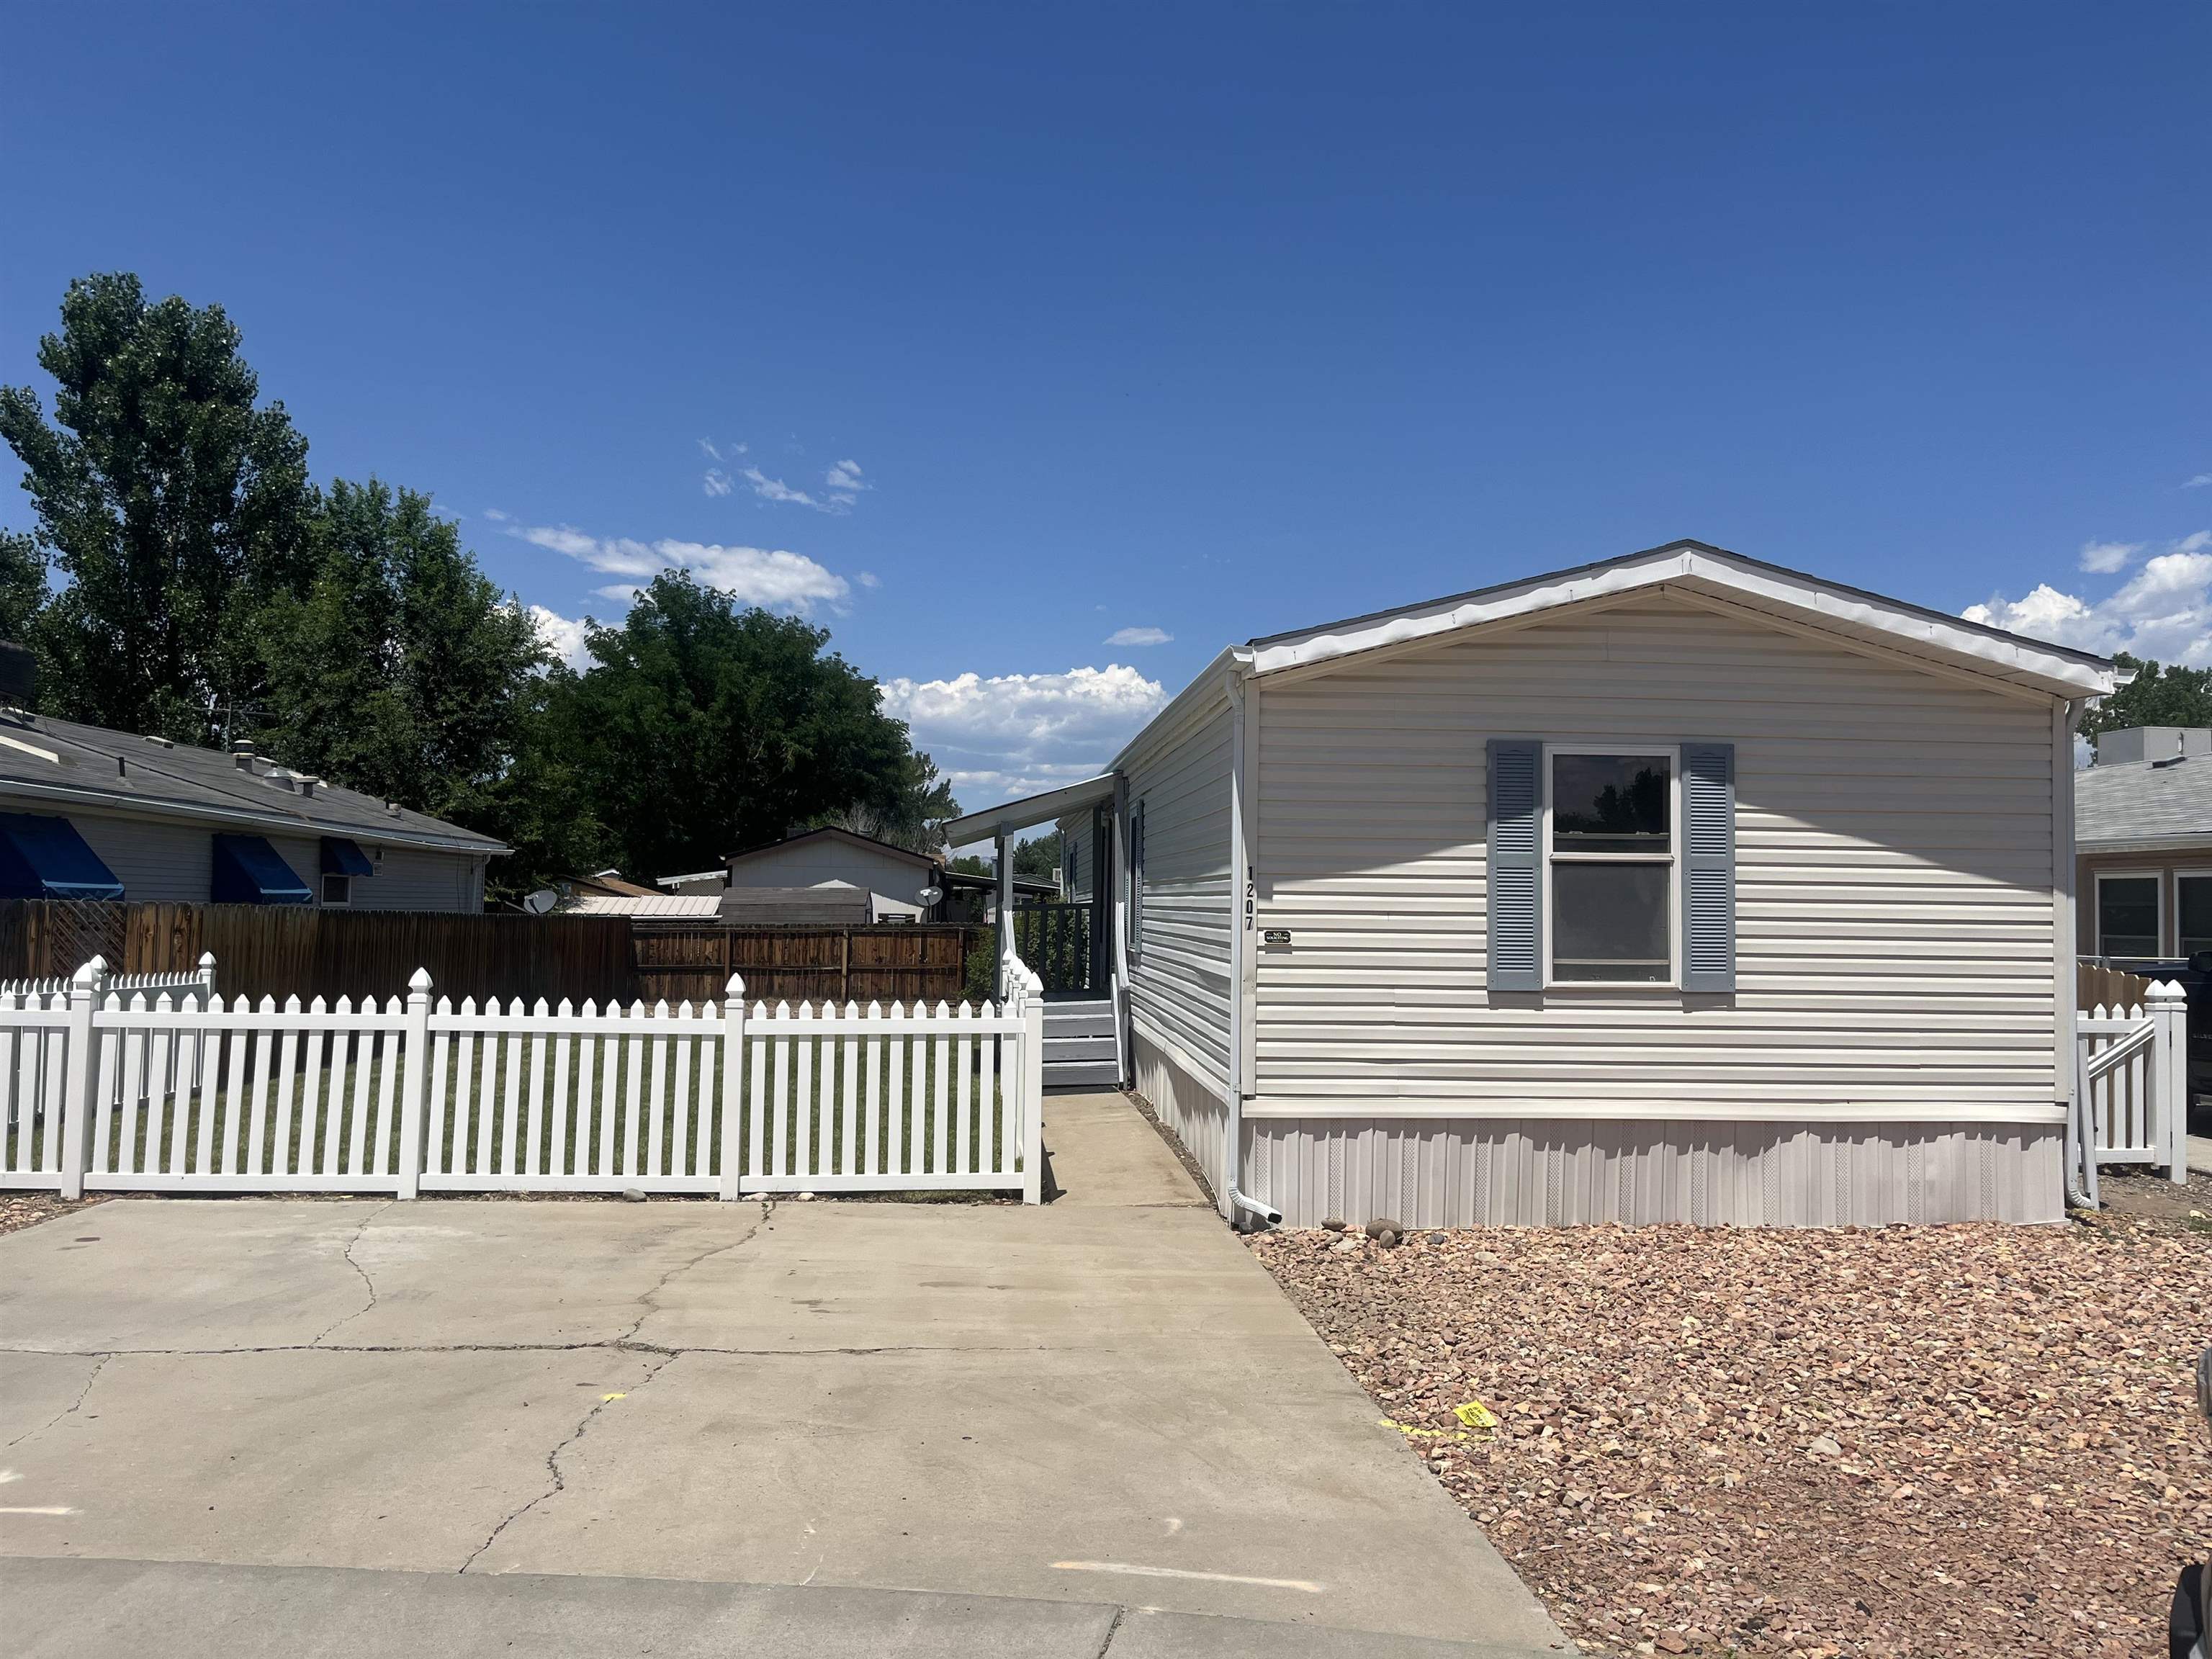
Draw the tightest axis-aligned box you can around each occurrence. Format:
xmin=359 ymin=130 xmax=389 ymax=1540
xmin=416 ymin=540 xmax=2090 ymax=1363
xmin=917 ymin=885 xmax=944 ymax=908
xmin=523 ymin=889 xmax=559 ymax=916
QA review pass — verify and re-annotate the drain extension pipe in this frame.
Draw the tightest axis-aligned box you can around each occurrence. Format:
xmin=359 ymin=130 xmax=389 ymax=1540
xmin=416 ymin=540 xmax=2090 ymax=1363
xmin=1223 ymin=666 xmax=1280 ymax=1230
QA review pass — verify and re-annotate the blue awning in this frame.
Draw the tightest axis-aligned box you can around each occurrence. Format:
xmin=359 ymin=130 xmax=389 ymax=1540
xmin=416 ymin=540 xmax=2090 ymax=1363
xmin=0 ymin=813 xmax=125 ymax=901
xmin=320 ymin=837 xmax=374 ymax=877
xmin=212 ymin=835 xmax=313 ymax=905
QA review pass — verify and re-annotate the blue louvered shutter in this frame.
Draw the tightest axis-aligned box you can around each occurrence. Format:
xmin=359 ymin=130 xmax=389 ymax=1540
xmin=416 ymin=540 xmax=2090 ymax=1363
xmin=1486 ymin=739 xmax=1542 ymax=992
xmin=1680 ymin=742 xmax=1736 ymax=992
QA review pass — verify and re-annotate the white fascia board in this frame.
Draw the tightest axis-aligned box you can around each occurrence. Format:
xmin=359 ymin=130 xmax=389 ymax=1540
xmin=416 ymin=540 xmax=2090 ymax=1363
xmin=1109 ymin=646 xmax=1245 ymax=775
xmin=943 ymin=771 xmax=1122 ymax=845
xmin=1244 ymin=545 xmax=2114 ymax=698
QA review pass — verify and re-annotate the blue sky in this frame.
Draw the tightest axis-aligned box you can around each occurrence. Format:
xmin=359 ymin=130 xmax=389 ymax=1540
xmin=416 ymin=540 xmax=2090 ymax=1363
xmin=4 ymin=2 xmax=2206 ymax=809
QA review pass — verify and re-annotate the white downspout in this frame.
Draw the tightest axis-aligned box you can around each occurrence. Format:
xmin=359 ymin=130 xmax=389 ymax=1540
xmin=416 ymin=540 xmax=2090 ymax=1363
xmin=1223 ymin=665 xmax=1278 ymax=1228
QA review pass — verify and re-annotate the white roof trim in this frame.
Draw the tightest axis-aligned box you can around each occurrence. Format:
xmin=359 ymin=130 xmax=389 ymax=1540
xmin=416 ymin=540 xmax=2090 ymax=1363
xmin=0 ymin=775 xmax=509 ymax=857
xmin=1243 ymin=543 xmax=2115 ymax=698
xmin=944 ymin=772 xmax=1120 ymax=845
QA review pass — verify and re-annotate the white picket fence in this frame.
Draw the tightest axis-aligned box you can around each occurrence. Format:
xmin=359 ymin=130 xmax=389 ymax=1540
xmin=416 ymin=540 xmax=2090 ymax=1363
xmin=0 ymin=954 xmax=1046 ymax=1203
xmin=2067 ymin=981 xmax=2190 ymax=1208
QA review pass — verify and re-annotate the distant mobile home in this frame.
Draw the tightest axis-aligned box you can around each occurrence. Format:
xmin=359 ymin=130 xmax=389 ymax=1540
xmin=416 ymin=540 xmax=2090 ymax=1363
xmin=951 ymin=539 xmax=2116 ymax=1228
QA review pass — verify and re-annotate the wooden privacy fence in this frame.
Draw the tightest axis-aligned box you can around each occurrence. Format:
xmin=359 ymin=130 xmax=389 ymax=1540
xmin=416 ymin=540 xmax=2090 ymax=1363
xmin=0 ymin=953 xmax=1046 ymax=1203
xmin=2067 ymin=980 xmax=2190 ymax=1208
xmin=2077 ymin=959 xmax=2154 ymax=1012
xmin=0 ymin=900 xmax=983 ymax=1010
xmin=630 ymin=924 xmax=981 ymax=1006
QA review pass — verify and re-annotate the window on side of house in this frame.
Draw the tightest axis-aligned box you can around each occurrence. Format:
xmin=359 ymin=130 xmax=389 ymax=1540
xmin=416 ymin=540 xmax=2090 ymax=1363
xmin=321 ymin=873 xmax=352 ymax=907
xmin=2095 ymin=873 xmax=2160 ymax=958
xmin=1546 ymin=749 xmax=1675 ymax=984
xmin=2177 ymin=872 xmax=2212 ymax=958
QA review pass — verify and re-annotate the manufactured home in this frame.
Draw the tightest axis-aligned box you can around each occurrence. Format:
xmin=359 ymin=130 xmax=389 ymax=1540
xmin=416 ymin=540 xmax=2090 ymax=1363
xmin=948 ymin=540 xmax=2116 ymax=1228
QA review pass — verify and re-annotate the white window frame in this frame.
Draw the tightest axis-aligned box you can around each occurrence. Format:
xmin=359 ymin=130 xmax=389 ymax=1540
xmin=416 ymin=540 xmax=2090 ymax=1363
xmin=1541 ymin=742 xmax=1681 ymax=989
xmin=2175 ymin=868 xmax=2212 ymax=959
xmin=2092 ymin=868 xmax=2164 ymax=959
xmin=320 ymin=872 xmax=353 ymax=907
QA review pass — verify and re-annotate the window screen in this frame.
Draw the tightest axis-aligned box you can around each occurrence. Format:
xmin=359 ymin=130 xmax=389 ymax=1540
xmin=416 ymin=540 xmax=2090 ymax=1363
xmin=2097 ymin=876 xmax=2159 ymax=958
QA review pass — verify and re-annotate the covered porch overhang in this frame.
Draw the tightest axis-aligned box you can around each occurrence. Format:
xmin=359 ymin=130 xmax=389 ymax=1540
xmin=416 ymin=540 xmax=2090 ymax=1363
xmin=945 ymin=772 xmax=1123 ymax=1011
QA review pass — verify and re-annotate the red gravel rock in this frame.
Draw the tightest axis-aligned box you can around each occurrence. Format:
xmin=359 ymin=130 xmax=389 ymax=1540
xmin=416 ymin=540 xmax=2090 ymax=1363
xmin=1251 ymin=1216 xmax=2211 ymax=1659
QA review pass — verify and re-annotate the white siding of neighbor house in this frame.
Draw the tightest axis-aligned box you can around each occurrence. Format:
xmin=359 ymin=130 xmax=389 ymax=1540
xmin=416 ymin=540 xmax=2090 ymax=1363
xmin=727 ymin=837 xmax=935 ymax=909
xmin=1121 ymin=688 xmax=1237 ymax=1174
xmin=1251 ymin=594 xmax=2062 ymax=1121
xmin=45 ymin=806 xmax=486 ymax=912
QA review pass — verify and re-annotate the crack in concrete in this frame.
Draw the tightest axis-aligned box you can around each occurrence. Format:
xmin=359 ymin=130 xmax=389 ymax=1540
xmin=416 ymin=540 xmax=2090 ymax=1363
xmin=455 ymin=1348 xmax=681 ymax=1575
xmin=1092 ymin=1604 xmax=1128 ymax=1656
xmin=307 ymin=1201 xmax=395 ymax=1348
xmin=451 ymin=1202 xmax=772 ymax=1575
xmin=612 ymin=1200 xmax=773 ymax=1349
xmin=2 ymin=1353 xmax=108 ymax=1450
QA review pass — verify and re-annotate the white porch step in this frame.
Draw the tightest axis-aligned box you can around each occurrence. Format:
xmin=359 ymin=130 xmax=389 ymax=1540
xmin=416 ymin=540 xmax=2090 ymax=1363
xmin=1044 ymin=1058 xmax=1123 ymax=1089
xmin=1043 ymin=1008 xmax=1116 ymax=1041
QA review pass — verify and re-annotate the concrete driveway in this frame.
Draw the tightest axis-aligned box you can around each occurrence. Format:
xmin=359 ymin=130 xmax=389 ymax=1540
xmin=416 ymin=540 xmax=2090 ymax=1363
xmin=0 ymin=1093 xmax=1566 ymax=1658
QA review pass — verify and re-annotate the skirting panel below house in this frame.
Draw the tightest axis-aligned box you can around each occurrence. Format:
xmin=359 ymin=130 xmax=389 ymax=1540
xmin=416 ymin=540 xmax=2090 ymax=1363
xmin=1244 ymin=1117 xmax=2064 ymax=1228
xmin=1131 ymin=1023 xmax=1229 ymax=1205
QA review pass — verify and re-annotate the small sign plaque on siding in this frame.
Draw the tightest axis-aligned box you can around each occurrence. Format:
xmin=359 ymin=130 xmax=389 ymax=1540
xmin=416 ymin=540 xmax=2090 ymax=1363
xmin=1262 ymin=928 xmax=1292 ymax=947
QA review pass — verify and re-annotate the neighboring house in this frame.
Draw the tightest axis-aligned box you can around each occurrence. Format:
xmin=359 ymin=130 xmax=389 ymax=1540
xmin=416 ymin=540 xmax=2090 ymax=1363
xmin=0 ymin=707 xmax=504 ymax=911
xmin=2074 ymin=725 xmax=2212 ymax=963
xmin=950 ymin=539 xmax=2116 ymax=1228
xmin=722 ymin=827 xmax=946 ymax=923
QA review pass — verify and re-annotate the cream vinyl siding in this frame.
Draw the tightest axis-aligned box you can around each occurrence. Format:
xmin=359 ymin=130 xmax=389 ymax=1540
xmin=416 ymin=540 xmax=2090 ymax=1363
xmin=1253 ymin=595 xmax=2062 ymax=1115
xmin=1125 ymin=690 xmax=1236 ymax=1099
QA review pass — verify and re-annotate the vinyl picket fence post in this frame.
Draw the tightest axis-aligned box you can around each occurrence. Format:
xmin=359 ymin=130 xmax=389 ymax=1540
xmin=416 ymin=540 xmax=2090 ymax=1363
xmin=2149 ymin=979 xmax=2189 ymax=1184
xmin=395 ymin=968 xmax=434 ymax=1200
xmin=719 ymin=974 xmax=746 ymax=1201
xmin=58 ymin=955 xmax=107 ymax=1201
xmin=1020 ymin=963 xmax=1045 ymax=1204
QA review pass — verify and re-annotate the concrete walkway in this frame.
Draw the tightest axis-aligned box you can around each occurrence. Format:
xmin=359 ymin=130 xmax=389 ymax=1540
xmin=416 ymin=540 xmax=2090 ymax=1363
xmin=0 ymin=1093 xmax=1566 ymax=1656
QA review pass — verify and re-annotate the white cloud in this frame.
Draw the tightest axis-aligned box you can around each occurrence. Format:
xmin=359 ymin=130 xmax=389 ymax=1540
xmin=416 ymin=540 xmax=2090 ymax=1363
xmin=2185 ymin=473 xmax=2211 ymax=489
xmin=856 ymin=570 xmax=881 ymax=589
xmin=741 ymin=466 xmax=821 ymax=508
xmin=699 ymin=439 xmax=722 ymax=462
xmin=2077 ymin=539 xmax=2140 ymax=575
xmin=529 ymin=606 xmax=592 ymax=673
xmin=507 ymin=521 xmax=851 ymax=614
xmin=1105 ymin=625 xmax=1172 ymax=647
xmin=480 ymin=507 xmax=510 ymax=523
xmin=880 ymin=664 xmax=1166 ymax=812
xmin=703 ymin=468 xmax=734 ymax=498
xmin=1964 ymin=531 xmax=2212 ymax=665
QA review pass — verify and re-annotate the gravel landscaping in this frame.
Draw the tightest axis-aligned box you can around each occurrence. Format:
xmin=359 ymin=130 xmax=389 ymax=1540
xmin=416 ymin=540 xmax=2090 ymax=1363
xmin=1254 ymin=1210 xmax=2211 ymax=1659
xmin=0 ymin=1190 xmax=104 ymax=1236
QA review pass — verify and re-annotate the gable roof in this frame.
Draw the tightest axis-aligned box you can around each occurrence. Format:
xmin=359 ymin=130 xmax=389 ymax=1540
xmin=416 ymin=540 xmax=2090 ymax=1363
xmin=1241 ymin=539 xmax=2115 ymax=698
xmin=724 ymin=824 xmax=941 ymax=871
xmin=2075 ymin=756 xmax=2212 ymax=854
xmin=0 ymin=711 xmax=507 ymax=855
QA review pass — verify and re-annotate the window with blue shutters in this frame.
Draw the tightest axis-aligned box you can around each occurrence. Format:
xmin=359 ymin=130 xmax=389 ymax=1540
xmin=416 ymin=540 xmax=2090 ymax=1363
xmin=1486 ymin=740 xmax=1737 ymax=992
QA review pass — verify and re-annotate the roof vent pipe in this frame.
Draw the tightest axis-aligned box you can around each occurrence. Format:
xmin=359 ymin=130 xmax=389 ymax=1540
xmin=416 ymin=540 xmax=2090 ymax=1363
xmin=232 ymin=740 xmax=255 ymax=770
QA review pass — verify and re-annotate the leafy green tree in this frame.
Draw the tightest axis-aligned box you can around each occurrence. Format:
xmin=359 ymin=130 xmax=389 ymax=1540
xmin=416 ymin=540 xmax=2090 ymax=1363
xmin=0 ymin=273 xmax=315 ymax=741
xmin=1012 ymin=829 xmax=1064 ymax=881
xmin=511 ymin=571 xmax=959 ymax=886
xmin=0 ymin=532 xmax=47 ymax=643
xmin=253 ymin=479 xmax=547 ymax=829
xmin=2082 ymin=652 xmax=2212 ymax=739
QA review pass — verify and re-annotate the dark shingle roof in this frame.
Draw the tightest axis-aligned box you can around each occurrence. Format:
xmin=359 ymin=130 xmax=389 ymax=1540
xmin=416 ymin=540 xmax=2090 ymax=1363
xmin=2075 ymin=757 xmax=2212 ymax=853
xmin=0 ymin=711 xmax=507 ymax=855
